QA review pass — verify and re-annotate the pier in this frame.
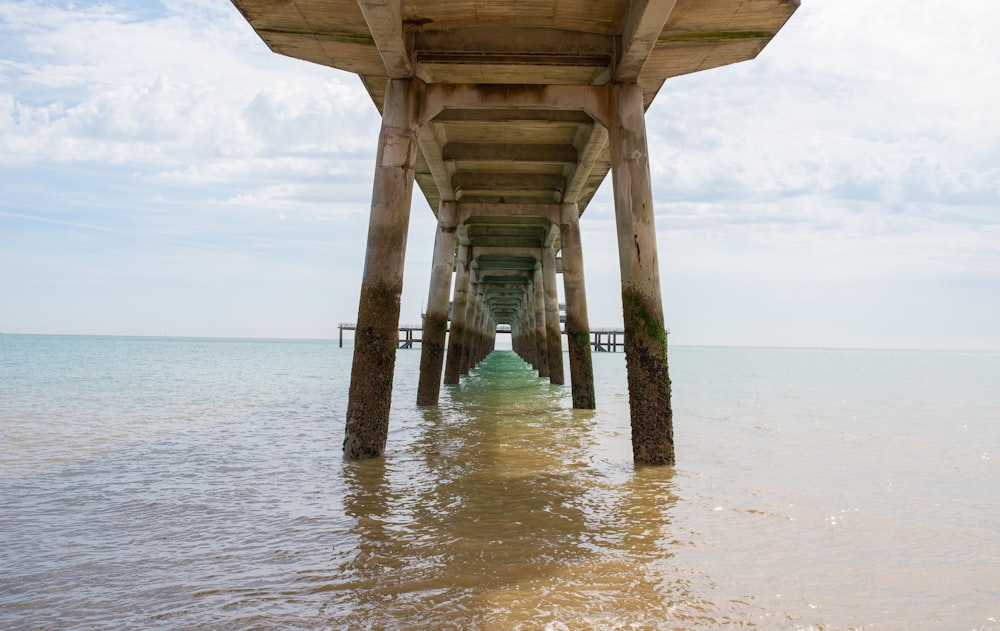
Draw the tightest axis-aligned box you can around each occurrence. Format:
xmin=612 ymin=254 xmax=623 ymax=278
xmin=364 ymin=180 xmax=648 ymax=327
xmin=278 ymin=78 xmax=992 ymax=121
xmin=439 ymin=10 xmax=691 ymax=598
xmin=231 ymin=0 xmax=798 ymax=464
xmin=338 ymin=322 xmax=633 ymax=352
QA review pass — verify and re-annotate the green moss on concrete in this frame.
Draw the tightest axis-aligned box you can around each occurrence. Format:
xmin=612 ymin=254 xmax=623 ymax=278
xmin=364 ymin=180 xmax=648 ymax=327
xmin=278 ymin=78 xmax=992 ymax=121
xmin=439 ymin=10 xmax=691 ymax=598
xmin=259 ymin=27 xmax=376 ymax=46
xmin=658 ymin=30 xmax=772 ymax=45
xmin=620 ymin=287 xmax=674 ymax=466
xmin=622 ymin=287 xmax=667 ymax=357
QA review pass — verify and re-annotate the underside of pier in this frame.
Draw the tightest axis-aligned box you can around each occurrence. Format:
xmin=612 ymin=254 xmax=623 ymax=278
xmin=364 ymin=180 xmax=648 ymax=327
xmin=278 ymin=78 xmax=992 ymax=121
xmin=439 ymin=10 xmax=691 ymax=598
xmin=229 ymin=0 xmax=799 ymax=464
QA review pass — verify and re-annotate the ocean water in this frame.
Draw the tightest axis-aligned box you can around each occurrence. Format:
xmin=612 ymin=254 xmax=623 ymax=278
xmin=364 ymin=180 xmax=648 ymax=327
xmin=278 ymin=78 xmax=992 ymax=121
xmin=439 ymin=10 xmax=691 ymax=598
xmin=1 ymin=334 xmax=998 ymax=630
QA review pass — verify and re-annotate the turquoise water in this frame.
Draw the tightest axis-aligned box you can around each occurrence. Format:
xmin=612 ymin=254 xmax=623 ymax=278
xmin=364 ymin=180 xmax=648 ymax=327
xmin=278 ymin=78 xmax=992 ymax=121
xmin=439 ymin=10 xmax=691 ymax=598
xmin=1 ymin=335 xmax=998 ymax=629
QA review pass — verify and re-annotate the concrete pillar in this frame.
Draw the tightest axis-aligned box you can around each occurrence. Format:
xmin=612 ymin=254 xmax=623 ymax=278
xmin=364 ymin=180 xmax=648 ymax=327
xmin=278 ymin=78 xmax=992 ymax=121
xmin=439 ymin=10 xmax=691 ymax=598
xmin=514 ymin=302 xmax=528 ymax=364
xmin=344 ymin=78 xmax=421 ymax=460
xmin=542 ymin=246 xmax=564 ymax=385
xmin=532 ymin=267 xmax=549 ymax=378
xmin=608 ymin=82 xmax=674 ymax=465
xmin=417 ymin=201 xmax=458 ymax=405
xmin=480 ymin=309 xmax=491 ymax=361
xmin=511 ymin=318 xmax=522 ymax=359
xmin=461 ymin=273 xmax=479 ymax=375
xmin=488 ymin=316 xmax=495 ymax=353
xmin=465 ymin=293 xmax=480 ymax=372
xmin=560 ymin=203 xmax=595 ymax=408
xmin=444 ymin=244 xmax=471 ymax=384
xmin=520 ymin=294 xmax=535 ymax=368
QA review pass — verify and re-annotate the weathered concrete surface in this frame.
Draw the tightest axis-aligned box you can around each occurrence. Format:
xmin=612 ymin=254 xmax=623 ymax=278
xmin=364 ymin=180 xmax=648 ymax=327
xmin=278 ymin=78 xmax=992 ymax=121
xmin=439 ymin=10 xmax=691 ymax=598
xmin=444 ymin=244 xmax=471 ymax=385
xmin=542 ymin=246 xmax=565 ymax=385
xmin=417 ymin=201 xmax=458 ymax=405
xmin=461 ymin=278 xmax=480 ymax=374
xmin=560 ymin=203 xmax=596 ymax=409
xmin=344 ymin=78 xmax=420 ymax=459
xmin=609 ymin=82 xmax=674 ymax=466
xmin=532 ymin=267 xmax=550 ymax=378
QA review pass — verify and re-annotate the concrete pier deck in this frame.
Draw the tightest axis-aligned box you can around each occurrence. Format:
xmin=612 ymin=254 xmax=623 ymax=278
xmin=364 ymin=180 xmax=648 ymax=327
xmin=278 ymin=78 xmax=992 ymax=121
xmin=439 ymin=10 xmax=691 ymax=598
xmin=230 ymin=0 xmax=798 ymax=464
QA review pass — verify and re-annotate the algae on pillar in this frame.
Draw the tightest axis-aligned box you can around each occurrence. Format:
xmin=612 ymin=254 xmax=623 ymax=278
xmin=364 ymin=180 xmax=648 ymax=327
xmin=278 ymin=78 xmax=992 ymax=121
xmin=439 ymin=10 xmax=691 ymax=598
xmin=542 ymin=246 xmax=564 ymax=385
xmin=560 ymin=203 xmax=596 ymax=409
xmin=608 ymin=82 xmax=674 ymax=466
xmin=417 ymin=201 xmax=458 ymax=406
xmin=344 ymin=78 xmax=421 ymax=459
xmin=532 ymin=266 xmax=549 ymax=378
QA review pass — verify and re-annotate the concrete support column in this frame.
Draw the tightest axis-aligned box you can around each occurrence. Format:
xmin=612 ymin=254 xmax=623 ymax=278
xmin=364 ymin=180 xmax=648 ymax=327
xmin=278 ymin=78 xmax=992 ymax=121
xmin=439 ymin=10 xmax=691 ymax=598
xmin=467 ymin=294 xmax=481 ymax=371
xmin=482 ymin=309 xmax=491 ymax=360
xmin=532 ymin=268 xmax=550 ymax=378
xmin=515 ymin=302 xmax=529 ymax=364
xmin=444 ymin=244 xmax=471 ymax=384
xmin=511 ymin=318 xmax=522 ymax=360
xmin=479 ymin=300 xmax=489 ymax=362
xmin=344 ymin=78 xmax=421 ymax=459
xmin=481 ymin=310 xmax=492 ymax=360
xmin=542 ymin=246 xmax=565 ymax=385
xmin=488 ymin=317 xmax=495 ymax=354
xmin=608 ymin=82 xmax=674 ymax=465
xmin=417 ymin=201 xmax=458 ymax=405
xmin=461 ymin=275 xmax=480 ymax=375
xmin=560 ymin=203 xmax=595 ymax=408
xmin=521 ymin=295 xmax=535 ymax=368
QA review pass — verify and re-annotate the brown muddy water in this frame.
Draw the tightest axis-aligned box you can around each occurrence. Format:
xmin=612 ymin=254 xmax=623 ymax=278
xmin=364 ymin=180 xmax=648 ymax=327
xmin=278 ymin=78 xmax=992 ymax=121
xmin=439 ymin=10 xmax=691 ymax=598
xmin=1 ymin=335 xmax=998 ymax=629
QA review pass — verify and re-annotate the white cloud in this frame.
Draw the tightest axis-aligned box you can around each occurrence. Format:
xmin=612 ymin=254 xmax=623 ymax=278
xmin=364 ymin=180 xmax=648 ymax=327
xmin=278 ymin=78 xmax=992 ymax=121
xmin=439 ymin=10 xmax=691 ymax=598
xmin=0 ymin=0 xmax=378 ymax=171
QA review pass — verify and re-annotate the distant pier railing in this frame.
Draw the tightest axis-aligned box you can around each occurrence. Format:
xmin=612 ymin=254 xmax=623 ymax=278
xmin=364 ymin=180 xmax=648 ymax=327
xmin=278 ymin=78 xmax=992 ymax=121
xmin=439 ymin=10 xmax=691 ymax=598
xmin=338 ymin=323 xmax=425 ymax=349
xmin=337 ymin=322 xmax=649 ymax=352
xmin=589 ymin=328 xmax=624 ymax=353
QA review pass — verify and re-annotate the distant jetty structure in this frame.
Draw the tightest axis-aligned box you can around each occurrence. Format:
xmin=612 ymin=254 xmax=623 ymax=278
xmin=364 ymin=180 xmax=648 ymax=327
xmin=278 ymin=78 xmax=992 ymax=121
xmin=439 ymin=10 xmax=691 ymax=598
xmin=337 ymin=320 xmax=635 ymax=352
xmin=231 ymin=0 xmax=798 ymax=465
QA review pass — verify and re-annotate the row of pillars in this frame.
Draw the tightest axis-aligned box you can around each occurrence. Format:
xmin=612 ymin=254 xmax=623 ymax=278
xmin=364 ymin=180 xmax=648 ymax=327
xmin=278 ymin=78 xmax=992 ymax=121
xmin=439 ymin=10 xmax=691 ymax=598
xmin=343 ymin=78 xmax=673 ymax=465
xmin=415 ymin=202 xmax=592 ymax=407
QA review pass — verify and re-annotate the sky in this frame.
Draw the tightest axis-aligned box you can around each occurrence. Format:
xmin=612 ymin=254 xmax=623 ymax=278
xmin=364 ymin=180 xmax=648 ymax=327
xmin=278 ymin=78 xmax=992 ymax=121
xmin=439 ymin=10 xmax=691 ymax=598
xmin=1 ymin=0 xmax=998 ymax=350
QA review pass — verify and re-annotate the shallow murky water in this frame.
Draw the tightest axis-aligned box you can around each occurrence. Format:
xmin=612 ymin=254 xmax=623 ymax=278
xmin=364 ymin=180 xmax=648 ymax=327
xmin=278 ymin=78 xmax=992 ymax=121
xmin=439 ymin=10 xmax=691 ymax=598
xmin=1 ymin=336 xmax=998 ymax=629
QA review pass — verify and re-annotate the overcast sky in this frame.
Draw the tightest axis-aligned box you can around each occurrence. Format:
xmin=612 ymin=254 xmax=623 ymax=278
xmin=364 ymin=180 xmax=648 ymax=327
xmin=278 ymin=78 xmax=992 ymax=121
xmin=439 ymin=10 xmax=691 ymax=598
xmin=1 ymin=0 xmax=998 ymax=350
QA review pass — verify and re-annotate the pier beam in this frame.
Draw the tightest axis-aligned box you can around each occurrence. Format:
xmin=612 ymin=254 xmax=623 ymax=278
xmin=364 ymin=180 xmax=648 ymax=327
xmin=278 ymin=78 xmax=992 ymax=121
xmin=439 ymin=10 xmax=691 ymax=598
xmin=542 ymin=246 xmax=565 ymax=385
xmin=417 ymin=201 xmax=458 ymax=405
xmin=608 ymin=82 xmax=674 ymax=465
xmin=444 ymin=244 xmax=471 ymax=384
xmin=344 ymin=78 xmax=421 ymax=459
xmin=560 ymin=203 xmax=595 ymax=408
